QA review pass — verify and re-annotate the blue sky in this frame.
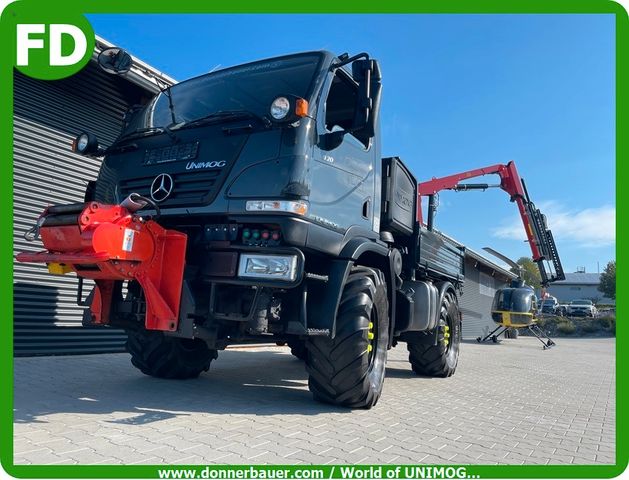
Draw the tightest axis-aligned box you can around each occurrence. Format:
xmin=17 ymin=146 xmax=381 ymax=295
xmin=87 ymin=14 xmax=615 ymax=274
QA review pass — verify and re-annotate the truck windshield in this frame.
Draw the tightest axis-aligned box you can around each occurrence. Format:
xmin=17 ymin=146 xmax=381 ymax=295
xmin=120 ymin=53 xmax=323 ymax=138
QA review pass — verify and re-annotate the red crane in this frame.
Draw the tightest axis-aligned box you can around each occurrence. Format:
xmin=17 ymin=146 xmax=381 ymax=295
xmin=417 ymin=161 xmax=565 ymax=286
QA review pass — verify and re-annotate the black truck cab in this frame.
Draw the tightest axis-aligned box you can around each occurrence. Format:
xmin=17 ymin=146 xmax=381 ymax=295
xmin=95 ymin=51 xmax=381 ymax=246
xmin=71 ymin=50 xmax=464 ymax=408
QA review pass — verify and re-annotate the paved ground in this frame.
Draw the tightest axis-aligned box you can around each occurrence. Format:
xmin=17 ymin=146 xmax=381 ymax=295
xmin=13 ymin=337 xmax=615 ymax=465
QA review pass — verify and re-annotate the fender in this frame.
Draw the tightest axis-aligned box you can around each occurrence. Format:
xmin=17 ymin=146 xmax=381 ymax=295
xmin=436 ymin=281 xmax=457 ymax=305
xmin=339 ymin=236 xmax=389 ymax=260
xmin=429 ymin=281 xmax=459 ymax=344
xmin=308 ymin=238 xmax=397 ymax=345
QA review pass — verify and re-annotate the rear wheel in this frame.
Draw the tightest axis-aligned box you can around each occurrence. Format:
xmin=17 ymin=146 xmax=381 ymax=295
xmin=407 ymin=290 xmax=461 ymax=377
xmin=126 ymin=330 xmax=217 ymax=379
xmin=306 ymin=266 xmax=389 ymax=409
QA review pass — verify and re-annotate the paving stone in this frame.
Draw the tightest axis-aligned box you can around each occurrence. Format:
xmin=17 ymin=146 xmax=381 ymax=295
xmin=13 ymin=338 xmax=615 ymax=465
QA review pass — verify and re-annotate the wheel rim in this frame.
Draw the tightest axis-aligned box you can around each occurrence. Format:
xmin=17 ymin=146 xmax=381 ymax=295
xmin=439 ymin=311 xmax=452 ymax=353
xmin=441 ymin=295 xmax=459 ymax=355
xmin=367 ymin=306 xmax=378 ymax=364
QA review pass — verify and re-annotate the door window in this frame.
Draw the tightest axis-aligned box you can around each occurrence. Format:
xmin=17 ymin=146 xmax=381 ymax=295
xmin=324 ymin=70 xmax=369 ymax=148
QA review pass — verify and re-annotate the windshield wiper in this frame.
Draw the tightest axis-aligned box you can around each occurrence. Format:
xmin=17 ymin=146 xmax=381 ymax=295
xmin=171 ymin=110 xmax=271 ymax=131
xmin=117 ymin=125 xmax=177 ymax=142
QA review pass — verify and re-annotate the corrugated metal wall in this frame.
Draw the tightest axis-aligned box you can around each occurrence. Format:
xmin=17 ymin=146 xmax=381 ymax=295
xmin=13 ymin=62 xmax=147 ymax=356
xmin=460 ymin=257 xmax=511 ymax=339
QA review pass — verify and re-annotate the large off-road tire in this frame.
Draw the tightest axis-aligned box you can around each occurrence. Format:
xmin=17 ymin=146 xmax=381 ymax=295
xmin=407 ymin=289 xmax=461 ymax=377
xmin=306 ymin=266 xmax=389 ymax=409
xmin=126 ymin=330 xmax=217 ymax=379
xmin=287 ymin=338 xmax=307 ymax=361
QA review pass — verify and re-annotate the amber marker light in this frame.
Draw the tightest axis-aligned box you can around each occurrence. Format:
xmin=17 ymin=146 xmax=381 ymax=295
xmin=295 ymin=98 xmax=309 ymax=117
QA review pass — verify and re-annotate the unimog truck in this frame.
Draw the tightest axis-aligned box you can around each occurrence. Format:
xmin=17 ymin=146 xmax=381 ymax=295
xmin=18 ymin=49 xmax=564 ymax=408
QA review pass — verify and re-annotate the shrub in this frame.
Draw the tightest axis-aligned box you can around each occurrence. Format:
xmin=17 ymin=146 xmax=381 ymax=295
xmin=594 ymin=316 xmax=616 ymax=332
xmin=580 ymin=322 xmax=599 ymax=334
xmin=557 ymin=322 xmax=576 ymax=334
xmin=596 ymin=317 xmax=611 ymax=329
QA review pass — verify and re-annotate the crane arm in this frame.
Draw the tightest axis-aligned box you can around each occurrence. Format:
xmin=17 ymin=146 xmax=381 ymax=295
xmin=417 ymin=161 xmax=565 ymax=286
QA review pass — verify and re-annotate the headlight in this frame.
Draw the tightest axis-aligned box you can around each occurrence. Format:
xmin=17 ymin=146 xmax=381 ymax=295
xmin=270 ymin=96 xmax=291 ymax=120
xmin=238 ymin=254 xmax=298 ymax=281
xmin=246 ymin=200 xmax=308 ymax=216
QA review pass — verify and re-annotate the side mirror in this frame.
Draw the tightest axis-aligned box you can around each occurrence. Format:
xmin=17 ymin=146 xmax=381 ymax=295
xmin=351 ymin=59 xmax=371 ymax=131
xmin=318 ymin=131 xmax=345 ymax=151
xmin=351 ymin=59 xmax=382 ymax=143
xmin=97 ymin=47 xmax=132 ymax=75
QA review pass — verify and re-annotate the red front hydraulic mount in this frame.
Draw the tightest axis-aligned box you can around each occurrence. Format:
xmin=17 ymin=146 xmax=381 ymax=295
xmin=17 ymin=202 xmax=187 ymax=332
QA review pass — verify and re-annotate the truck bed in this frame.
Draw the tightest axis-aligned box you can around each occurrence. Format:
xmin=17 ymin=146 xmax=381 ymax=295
xmin=416 ymin=227 xmax=465 ymax=283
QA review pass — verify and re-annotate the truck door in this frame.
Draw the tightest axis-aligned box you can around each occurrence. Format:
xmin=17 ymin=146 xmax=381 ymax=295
xmin=310 ymin=67 xmax=378 ymax=235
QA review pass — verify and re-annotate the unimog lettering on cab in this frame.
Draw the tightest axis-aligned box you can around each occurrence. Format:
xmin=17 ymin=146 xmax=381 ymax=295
xmin=18 ymin=49 xmax=564 ymax=408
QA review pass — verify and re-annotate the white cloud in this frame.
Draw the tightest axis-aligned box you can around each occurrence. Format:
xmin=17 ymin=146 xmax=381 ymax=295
xmin=492 ymin=201 xmax=615 ymax=248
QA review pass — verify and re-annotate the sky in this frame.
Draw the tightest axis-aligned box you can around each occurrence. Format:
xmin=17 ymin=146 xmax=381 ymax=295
xmin=87 ymin=14 xmax=616 ymax=274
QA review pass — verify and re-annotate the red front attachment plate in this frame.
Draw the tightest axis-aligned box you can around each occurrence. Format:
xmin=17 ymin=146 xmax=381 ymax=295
xmin=17 ymin=202 xmax=187 ymax=332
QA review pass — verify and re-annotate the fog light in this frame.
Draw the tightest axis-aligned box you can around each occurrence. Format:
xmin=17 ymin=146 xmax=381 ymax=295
xmin=238 ymin=254 xmax=298 ymax=281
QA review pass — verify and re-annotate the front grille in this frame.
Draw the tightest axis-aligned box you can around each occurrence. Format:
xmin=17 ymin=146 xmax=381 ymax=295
xmin=118 ymin=169 xmax=222 ymax=207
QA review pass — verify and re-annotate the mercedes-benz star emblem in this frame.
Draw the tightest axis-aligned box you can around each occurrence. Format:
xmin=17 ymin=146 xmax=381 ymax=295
xmin=150 ymin=173 xmax=174 ymax=202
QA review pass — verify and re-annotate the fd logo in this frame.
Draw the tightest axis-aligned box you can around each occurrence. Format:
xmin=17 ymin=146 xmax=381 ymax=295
xmin=8 ymin=2 xmax=96 ymax=81
xmin=17 ymin=24 xmax=87 ymax=66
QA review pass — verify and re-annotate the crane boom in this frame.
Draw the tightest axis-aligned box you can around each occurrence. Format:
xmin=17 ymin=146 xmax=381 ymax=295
xmin=417 ymin=161 xmax=565 ymax=286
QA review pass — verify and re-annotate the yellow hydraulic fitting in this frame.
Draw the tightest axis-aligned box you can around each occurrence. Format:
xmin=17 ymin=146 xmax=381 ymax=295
xmin=47 ymin=263 xmax=71 ymax=275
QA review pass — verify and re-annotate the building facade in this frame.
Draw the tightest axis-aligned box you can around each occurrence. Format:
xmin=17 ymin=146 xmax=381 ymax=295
xmin=459 ymin=249 xmax=517 ymax=339
xmin=545 ymin=272 xmax=614 ymax=305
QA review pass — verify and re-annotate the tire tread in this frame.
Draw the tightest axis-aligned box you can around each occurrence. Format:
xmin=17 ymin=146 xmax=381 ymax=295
xmin=126 ymin=330 xmax=217 ymax=379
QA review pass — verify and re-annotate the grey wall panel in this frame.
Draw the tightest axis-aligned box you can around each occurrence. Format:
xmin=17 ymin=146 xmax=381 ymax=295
xmin=460 ymin=257 xmax=511 ymax=339
xmin=13 ymin=63 xmax=147 ymax=356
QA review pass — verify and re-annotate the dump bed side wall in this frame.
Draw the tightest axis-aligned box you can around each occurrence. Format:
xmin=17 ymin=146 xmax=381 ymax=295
xmin=416 ymin=228 xmax=465 ymax=283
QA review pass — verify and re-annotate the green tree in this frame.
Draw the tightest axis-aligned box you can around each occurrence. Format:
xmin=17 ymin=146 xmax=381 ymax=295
xmin=598 ymin=261 xmax=616 ymax=300
xmin=511 ymin=257 xmax=541 ymax=288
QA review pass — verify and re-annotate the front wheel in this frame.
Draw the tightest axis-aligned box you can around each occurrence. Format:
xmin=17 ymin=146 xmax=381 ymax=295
xmin=287 ymin=337 xmax=307 ymax=361
xmin=407 ymin=289 xmax=461 ymax=377
xmin=306 ymin=266 xmax=389 ymax=409
xmin=126 ymin=330 xmax=217 ymax=379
